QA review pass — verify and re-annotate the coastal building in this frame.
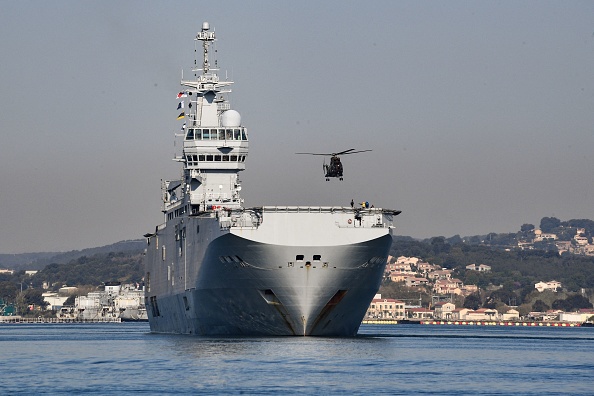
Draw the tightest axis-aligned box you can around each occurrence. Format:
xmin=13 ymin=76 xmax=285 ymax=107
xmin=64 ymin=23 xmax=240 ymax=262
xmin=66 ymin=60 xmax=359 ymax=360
xmin=395 ymin=256 xmax=420 ymax=266
xmin=559 ymin=309 xmax=594 ymax=323
xmin=451 ymin=308 xmax=470 ymax=320
xmin=464 ymin=308 xmax=498 ymax=321
xmin=534 ymin=281 xmax=562 ymax=292
xmin=559 ymin=312 xmax=587 ymax=323
xmin=433 ymin=302 xmax=456 ymax=319
xmin=501 ymin=309 xmax=520 ymax=321
xmin=42 ymin=292 xmax=69 ymax=311
xmin=517 ymin=241 xmax=534 ymax=250
xmin=533 ymin=229 xmax=557 ymax=242
xmin=365 ymin=294 xmax=405 ymax=320
xmin=526 ymin=310 xmax=562 ymax=321
xmin=59 ymin=286 xmax=78 ymax=295
xmin=465 ymin=264 xmax=491 ymax=272
xmin=407 ymin=307 xmax=433 ymax=319
xmin=433 ymin=279 xmax=464 ymax=295
xmin=416 ymin=261 xmax=436 ymax=275
xmin=404 ymin=277 xmax=430 ymax=288
xmin=574 ymin=234 xmax=588 ymax=246
xmin=555 ymin=241 xmax=572 ymax=254
xmin=428 ymin=269 xmax=452 ymax=280
xmin=460 ymin=284 xmax=479 ymax=296
xmin=385 ymin=262 xmax=415 ymax=276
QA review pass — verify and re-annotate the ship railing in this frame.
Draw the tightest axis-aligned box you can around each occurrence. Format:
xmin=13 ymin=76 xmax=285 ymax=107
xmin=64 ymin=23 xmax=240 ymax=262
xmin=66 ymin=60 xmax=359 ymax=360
xmin=260 ymin=206 xmax=353 ymax=213
xmin=256 ymin=206 xmax=399 ymax=215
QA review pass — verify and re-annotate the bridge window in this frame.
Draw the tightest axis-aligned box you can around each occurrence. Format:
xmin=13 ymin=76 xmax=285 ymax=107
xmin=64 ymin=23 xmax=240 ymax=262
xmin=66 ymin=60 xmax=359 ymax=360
xmin=296 ymin=255 xmax=304 ymax=261
xmin=186 ymin=129 xmax=194 ymax=140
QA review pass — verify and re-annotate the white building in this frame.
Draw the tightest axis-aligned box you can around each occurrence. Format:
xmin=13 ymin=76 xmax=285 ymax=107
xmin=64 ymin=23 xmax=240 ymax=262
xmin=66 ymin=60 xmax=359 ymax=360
xmin=465 ymin=264 xmax=491 ymax=272
xmin=42 ymin=292 xmax=69 ymax=311
xmin=535 ymin=281 xmax=561 ymax=292
xmin=434 ymin=302 xmax=456 ymax=319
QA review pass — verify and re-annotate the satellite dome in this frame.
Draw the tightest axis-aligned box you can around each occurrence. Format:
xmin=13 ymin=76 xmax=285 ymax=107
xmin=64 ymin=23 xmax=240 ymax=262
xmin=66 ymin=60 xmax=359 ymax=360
xmin=221 ymin=110 xmax=241 ymax=127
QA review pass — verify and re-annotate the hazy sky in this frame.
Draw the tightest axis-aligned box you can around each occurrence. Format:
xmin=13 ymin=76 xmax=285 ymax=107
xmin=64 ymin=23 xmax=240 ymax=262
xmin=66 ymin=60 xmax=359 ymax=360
xmin=1 ymin=1 xmax=593 ymax=253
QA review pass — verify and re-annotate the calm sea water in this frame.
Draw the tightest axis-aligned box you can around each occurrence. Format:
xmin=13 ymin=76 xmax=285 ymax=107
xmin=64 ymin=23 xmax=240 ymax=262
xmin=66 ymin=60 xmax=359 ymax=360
xmin=1 ymin=322 xmax=593 ymax=395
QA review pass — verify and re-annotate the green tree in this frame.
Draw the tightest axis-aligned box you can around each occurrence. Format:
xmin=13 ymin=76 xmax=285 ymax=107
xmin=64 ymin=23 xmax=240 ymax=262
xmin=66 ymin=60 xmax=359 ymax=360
xmin=430 ymin=237 xmax=450 ymax=254
xmin=540 ymin=217 xmax=561 ymax=233
xmin=486 ymin=288 xmax=517 ymax=308
xmin=0 ymin=281 xmax=19 ymax=303
xmin=521 ymin=224 xmax=535 ymax=232
xmin=532 ymin=300 xmax=550 ymax=312
xmin=463 ymin=293 xmax=481 ymax=310
xmin=22 ymin=289 xmax=49 ymax=310
xmin=552 ymin=294 xmax=593 ymax=311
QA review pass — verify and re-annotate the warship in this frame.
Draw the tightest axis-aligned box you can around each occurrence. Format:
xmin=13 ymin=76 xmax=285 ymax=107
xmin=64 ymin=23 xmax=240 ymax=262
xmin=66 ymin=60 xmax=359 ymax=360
xmin=143 ymin=22 xmax=400 ymax=336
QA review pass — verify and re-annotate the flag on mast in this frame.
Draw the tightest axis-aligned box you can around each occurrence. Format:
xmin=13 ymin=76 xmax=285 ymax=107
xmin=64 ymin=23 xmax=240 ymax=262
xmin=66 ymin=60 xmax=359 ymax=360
xmin=177 ymin=101 xmax=185 ymax=110
xmin=177 ymin=112 xmax=185 ymax=120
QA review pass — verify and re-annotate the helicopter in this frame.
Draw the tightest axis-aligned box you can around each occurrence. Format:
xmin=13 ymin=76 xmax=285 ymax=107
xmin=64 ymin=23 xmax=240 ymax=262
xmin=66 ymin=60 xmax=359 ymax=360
xmin=296 ymin=149 xmax=372 ymax=181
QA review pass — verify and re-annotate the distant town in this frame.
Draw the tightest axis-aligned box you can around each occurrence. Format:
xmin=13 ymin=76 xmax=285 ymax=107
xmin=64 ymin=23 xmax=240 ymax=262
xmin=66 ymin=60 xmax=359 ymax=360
xmin=366 ymin=254 xmax=593 ymax=325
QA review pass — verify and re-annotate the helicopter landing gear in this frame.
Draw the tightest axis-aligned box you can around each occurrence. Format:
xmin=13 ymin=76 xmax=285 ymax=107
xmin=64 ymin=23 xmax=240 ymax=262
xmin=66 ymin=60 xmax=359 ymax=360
xmin=339 ymin=177 xmax=343 ymax=181
xmin=326 ymin=178 xmax=330 ymax=181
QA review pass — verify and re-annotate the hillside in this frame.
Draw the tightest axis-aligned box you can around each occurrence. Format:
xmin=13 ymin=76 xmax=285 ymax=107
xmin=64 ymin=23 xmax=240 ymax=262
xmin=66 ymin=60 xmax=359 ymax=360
xmin=388 ymin=236 xmax=594 ymax=291
xmin=0 ymin=240 xmax=145 ymax=271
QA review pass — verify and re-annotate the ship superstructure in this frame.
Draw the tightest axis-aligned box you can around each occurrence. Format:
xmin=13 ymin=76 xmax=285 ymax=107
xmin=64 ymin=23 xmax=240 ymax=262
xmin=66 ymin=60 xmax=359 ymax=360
xmin=143 ymin=22 xmax=400 ymax=336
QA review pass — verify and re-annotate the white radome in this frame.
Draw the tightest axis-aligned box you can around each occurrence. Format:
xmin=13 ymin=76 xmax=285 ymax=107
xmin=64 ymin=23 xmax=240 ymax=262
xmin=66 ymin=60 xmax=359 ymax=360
xmin=221 ymin=109 xmax=241 ymax=127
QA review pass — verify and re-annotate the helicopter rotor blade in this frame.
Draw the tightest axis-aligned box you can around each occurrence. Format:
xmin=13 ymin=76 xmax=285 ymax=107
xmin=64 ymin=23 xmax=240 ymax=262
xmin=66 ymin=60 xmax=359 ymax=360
xmin=341 ymin=149 xmax=372 ymax=155
xmin=295 ymin=149 xmax=372 ymax=156
xmin=332 ymin=149 xmax=356 ymax=156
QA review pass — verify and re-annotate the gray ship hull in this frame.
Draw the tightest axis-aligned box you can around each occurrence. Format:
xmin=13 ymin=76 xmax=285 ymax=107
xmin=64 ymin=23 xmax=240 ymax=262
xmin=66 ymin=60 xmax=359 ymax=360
xmin=145 ymin=208 xmax=394 ymax=336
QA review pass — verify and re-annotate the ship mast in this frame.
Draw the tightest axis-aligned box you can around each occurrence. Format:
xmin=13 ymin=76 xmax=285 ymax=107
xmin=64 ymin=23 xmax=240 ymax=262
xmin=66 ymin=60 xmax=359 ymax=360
xmin=163 ymin=22 xmax=248 ymax=216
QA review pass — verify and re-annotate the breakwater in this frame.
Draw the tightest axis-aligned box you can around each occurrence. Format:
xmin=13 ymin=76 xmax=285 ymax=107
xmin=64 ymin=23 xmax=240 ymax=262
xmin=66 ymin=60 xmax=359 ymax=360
xmin=0 ymin=316 xmax=121 ymax=324
xmin=362 ymin=319 xmax=584 ymax=327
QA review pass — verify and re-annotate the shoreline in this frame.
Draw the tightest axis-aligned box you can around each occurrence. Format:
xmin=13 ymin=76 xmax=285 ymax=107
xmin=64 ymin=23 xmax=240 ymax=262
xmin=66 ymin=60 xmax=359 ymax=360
xmin=362 ymin=319 xmax=587 ymax=327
